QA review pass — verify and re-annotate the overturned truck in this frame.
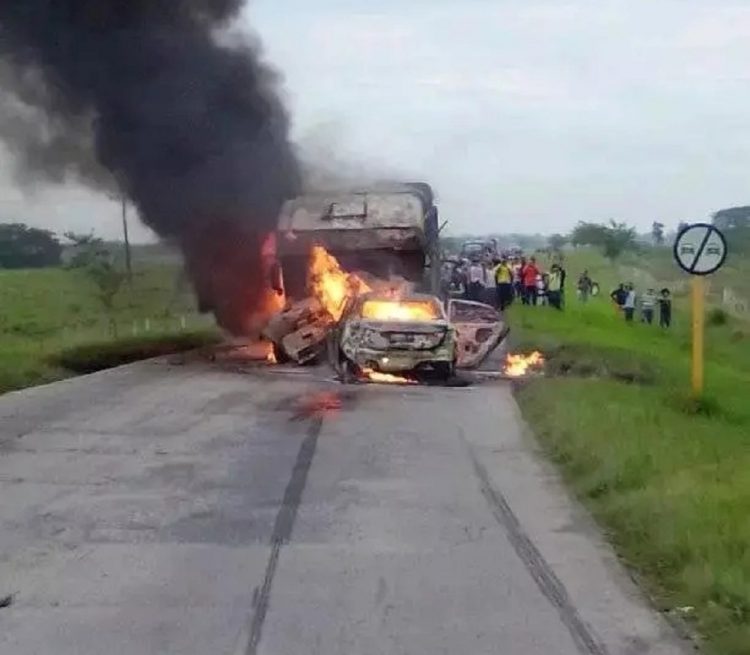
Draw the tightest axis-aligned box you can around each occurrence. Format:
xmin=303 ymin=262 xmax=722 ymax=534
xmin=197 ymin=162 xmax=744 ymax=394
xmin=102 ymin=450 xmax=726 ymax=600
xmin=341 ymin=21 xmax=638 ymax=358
xmin=275 ymin=182 xmax=441 ymax=300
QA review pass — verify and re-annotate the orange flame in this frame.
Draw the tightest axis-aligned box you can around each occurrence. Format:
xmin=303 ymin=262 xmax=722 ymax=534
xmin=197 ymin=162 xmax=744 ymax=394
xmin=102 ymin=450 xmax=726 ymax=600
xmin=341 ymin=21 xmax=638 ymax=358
xmin=503 ymin=351 xmax=544 ymax=377
xmin=307 ymin=245 xmax=371 ymax=320
xmin=362 ymin=368 xmax=417 ymax=385
xmin=361 ymin=299 xmax=439 ymax=322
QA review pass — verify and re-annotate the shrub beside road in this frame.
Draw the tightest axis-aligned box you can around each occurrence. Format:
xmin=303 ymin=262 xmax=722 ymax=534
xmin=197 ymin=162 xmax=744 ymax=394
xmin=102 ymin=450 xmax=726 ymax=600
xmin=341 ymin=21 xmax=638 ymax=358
xmin=511 ymin=259 xmax=750 ymax=655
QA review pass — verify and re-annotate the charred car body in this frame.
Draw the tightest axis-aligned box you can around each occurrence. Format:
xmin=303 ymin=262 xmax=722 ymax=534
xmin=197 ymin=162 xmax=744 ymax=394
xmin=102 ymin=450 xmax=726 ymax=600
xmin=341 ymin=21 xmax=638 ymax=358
xmin=328 ymin=294 xmax=508 ymax=380
xmin=330 ymin=293 xmax=456 ymax=379
xmin=448 ymin=299 xmax=509 ymax=368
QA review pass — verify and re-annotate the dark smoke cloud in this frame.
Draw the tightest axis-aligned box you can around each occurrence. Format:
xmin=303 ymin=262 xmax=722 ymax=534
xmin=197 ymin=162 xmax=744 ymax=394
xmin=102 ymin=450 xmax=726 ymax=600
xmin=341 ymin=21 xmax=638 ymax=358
xmin=0 ymin=1 xmax=300 ymax=334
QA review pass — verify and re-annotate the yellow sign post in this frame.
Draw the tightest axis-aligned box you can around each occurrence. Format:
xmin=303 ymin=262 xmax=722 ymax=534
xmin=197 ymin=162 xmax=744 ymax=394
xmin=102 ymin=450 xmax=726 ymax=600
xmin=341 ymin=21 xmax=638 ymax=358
xmin=691 ymin=276 xmax=705 ymax=396
xmin=673 ymin=223 xmax=728 ymax=398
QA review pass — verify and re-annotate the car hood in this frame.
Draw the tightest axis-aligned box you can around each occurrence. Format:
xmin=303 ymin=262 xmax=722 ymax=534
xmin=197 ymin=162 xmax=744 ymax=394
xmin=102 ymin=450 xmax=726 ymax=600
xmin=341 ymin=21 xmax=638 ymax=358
xmin=352 ymin=319 xmax=450 ymax=333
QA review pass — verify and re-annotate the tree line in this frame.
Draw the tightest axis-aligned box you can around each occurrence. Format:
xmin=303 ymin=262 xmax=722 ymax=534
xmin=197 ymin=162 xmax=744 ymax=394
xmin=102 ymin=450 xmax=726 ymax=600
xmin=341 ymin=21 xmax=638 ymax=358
xmin=547 ymin=220 xmax=639 ymax=261
xmin=548 ymin=205 xmax=750 ymax=261
xmin=0 ymin=223 xmax=62 ymax=269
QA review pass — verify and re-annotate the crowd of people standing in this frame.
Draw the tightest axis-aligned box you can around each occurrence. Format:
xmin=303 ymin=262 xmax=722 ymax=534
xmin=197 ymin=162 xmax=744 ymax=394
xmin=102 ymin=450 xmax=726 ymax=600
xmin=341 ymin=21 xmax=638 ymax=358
xmin=442 ymin=254 xmax=570 ymax=311
xmin=610 ymin=283 xmax=672 ymax=327
xmin=441 ymin=249 xmax=673 ymax=329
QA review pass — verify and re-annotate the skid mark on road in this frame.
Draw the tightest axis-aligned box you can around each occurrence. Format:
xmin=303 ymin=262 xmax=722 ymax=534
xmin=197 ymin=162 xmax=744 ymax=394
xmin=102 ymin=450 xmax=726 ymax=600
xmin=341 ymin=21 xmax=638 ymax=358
xmin=244 ymin=416 xmax=324 ymax=655
xmin=462 ymin=436 xmax=609 ymax=655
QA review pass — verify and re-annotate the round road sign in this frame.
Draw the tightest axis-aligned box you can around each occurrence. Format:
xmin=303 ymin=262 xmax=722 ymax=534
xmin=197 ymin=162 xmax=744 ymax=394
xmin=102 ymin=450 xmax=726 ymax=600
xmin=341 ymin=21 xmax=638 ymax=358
xmin=673 ymin=223 xmax=727 ymax=276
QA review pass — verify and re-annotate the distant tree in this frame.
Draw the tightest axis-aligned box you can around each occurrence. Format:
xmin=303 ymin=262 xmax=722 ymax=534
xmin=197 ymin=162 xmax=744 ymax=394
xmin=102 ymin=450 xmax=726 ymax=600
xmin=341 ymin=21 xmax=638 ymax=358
xmin=86 ymin=258 xmax=126 ymax=337
xmin=570 ymin=220 xmax=637 ymax=261
xmin=548 ymin=233 xmax=567 ymax=252
xmin=63 ymin=230 xmax=126 ymax=334
xmin=570 ymin=222 xmax=607 ymax=248
xmin=713 ymin=206 xmax=750 ymax=253
xmin=0 ymin=223 xmax=62 ymax=269
xmin=651 ymin=221 xmax=665 ymax=246
xmin=600 ymin=221 xmax=638 ymax=260
xmin=63 ymin=231 xmax=99 ymax=246
xmin=713 ymin=206 xmax=750 ymax=231
xmin=677 ymin=221 xmax=689 ymax=235
xmin=64 ymin=231 xmax=109 ymax=269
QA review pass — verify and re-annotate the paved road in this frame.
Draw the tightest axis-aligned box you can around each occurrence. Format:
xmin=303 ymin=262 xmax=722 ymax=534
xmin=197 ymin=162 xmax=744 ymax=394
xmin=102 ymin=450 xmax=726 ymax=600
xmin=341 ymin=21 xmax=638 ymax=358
xmin=0 ymin=359 xmax=690 ymax=655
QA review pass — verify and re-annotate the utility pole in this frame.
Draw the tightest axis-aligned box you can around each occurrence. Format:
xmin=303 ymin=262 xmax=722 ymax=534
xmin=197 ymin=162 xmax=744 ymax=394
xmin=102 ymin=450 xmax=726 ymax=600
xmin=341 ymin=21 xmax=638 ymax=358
xmin=121 ymin=195 xmax=132 ymax=283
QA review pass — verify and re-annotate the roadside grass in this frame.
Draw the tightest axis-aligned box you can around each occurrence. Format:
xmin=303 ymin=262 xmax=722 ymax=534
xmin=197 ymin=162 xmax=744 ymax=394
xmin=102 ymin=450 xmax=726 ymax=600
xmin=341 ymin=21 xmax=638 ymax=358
xmin=0 ymin=264 xmax=218 ymax=394
xmin=511 ymin=256 xmax=750 ymax=655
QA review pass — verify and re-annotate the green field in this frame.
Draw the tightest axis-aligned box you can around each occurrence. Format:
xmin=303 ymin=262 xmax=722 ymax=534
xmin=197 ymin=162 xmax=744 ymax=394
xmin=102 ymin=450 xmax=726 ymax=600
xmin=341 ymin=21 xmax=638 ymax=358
xmin=511 ymin=250 xmax=750 ymax=655
xmin=0 ymin=262 xmax=217 ymax=394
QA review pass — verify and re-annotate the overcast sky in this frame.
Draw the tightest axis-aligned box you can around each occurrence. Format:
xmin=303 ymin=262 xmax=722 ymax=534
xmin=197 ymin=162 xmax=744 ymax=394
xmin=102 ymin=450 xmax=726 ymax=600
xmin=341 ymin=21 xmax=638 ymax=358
xmin=3 ymin=0 xmax=750 ymax=240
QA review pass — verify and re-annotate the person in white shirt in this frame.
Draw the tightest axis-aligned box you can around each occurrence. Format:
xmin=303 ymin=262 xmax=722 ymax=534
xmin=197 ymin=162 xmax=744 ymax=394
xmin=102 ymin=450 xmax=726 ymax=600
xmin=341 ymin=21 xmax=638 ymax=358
xmin=623 ymin=284 xmax=636 ymax=322
xmin=640 ymin=288 xmax=657 ymax=324
xmin=483 ymin=261 xmax=497 ymax=306
xmin=467 ymin=260 xmax=485 ymax=302
xmin=536 ymin=274 xmax=548 ymax=306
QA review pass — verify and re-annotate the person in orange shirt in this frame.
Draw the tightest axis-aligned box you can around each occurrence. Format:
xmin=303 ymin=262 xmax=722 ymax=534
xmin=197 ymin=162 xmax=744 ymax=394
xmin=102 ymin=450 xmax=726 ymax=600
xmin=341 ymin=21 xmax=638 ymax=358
xmin=521 ymin=257 xmax=540 ymax=305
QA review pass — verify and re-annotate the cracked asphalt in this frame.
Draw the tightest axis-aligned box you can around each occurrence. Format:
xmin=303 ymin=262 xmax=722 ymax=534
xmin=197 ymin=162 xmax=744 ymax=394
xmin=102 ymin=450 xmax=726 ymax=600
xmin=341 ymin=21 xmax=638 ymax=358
xmin=0 ymin=359 xmax=691 ymax=654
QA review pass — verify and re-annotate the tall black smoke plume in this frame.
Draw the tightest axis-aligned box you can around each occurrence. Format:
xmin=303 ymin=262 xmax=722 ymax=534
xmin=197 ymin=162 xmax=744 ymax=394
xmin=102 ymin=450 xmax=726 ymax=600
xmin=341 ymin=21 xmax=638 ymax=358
xmin=0 ymin=1 xmax=300 ymax=334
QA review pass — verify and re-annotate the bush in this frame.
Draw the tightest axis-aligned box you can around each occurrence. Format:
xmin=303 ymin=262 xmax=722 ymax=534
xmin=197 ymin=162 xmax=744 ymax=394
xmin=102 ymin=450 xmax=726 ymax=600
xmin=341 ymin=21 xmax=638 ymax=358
xmin=708 ymin=307 xmax=730 ymax=327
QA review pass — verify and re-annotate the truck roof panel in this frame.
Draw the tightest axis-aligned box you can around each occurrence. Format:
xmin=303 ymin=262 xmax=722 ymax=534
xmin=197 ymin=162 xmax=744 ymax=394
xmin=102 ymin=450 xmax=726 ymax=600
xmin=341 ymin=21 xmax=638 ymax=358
xmin=278 ymin=192 xmax=426 ymax=232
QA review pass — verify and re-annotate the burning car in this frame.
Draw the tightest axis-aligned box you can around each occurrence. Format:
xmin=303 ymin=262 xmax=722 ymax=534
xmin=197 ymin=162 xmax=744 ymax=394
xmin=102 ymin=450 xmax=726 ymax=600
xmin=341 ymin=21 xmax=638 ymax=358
xmin=330 ymin=293 xmax=457 ymax=380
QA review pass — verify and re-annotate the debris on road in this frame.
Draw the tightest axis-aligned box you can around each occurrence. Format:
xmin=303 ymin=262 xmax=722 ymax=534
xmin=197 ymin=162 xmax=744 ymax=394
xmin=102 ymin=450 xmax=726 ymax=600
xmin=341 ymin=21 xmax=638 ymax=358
xmin=262 ymin=297 xmax=333 ymax=364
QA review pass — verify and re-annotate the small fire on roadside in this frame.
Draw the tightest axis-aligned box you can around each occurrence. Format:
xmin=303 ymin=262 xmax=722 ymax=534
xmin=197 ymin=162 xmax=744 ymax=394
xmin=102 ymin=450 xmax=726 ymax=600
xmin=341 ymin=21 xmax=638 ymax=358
xmin=503 ymin=351 xmax=545 ymax=378
xmin=362 ymin=368 xmax=417 ymax=385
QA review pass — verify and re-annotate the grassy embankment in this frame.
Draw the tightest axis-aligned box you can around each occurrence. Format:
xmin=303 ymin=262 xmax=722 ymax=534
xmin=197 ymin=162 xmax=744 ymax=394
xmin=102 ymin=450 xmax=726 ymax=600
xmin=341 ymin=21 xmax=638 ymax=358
xmin=511 ymin=249 xmax=750 ymax=655
xmin=621 ymin=246 xmax=750 ymax=315
xmin=0 ymin=261 xmax=218 ymax=394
